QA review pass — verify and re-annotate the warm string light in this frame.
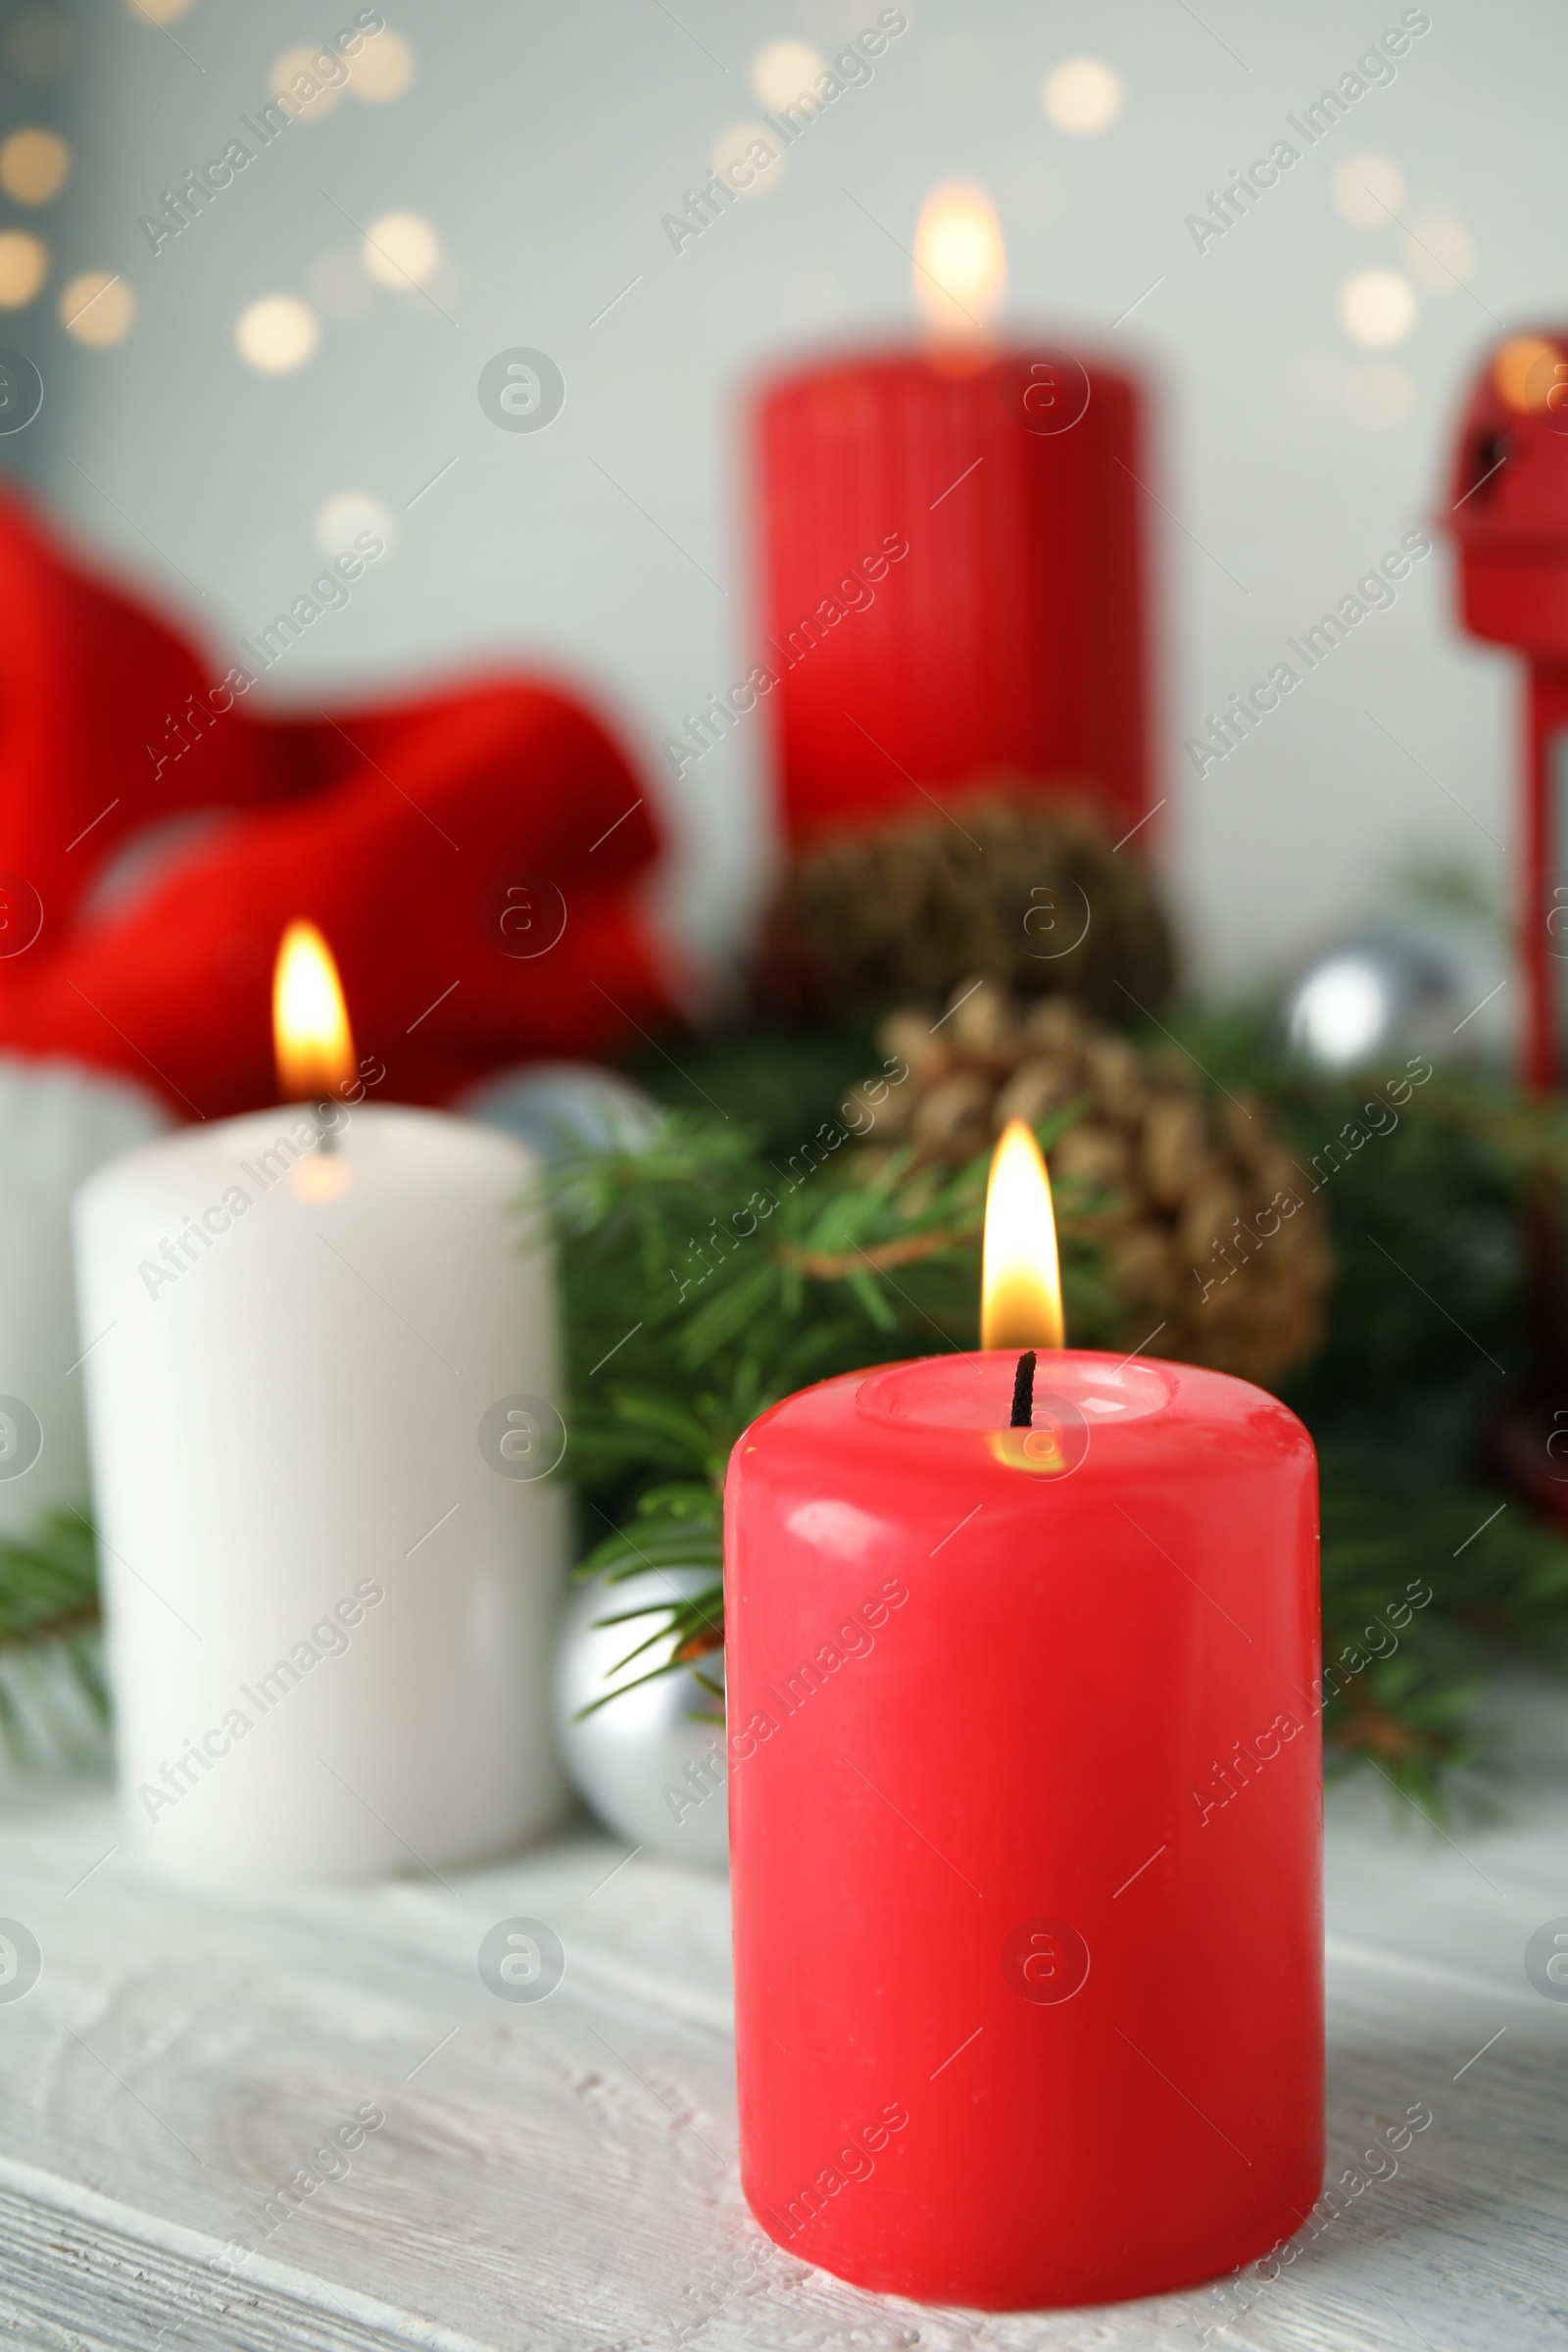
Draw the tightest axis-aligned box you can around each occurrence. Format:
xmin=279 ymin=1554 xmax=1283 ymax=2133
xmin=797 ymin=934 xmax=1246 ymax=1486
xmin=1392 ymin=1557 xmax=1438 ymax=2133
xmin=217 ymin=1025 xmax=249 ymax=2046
xmin=981 ymin=1119 xmax=1064 ymax=1350
xmin=235 ymin=294 xmax=318 ymax=372
xmin=1494 ymin=332 xmax=1566 ymax=414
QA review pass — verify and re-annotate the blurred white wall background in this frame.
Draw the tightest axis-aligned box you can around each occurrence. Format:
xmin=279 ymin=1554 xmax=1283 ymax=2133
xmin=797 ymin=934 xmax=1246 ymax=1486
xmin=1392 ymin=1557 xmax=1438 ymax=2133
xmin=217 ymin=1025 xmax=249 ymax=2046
xmin=0 ymin=0 xmax=1546 ymax=1015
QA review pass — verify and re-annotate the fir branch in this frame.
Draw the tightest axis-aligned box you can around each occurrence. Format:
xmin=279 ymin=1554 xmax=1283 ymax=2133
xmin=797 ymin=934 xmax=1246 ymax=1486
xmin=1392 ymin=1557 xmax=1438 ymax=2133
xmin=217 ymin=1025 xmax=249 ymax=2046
xmin=0 ymin=1511 xmax=100 ymax=1648
xmin=0 ymin=1510 xmax=106 ymax=1766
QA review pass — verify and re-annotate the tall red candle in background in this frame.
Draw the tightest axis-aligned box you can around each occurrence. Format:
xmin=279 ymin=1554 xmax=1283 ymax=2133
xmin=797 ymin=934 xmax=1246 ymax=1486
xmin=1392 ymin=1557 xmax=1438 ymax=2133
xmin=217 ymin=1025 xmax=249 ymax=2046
xmin=753 ymin=188 xmax=1153 ymax=846
xmin=725 ymin=1128 xmax=1322 ymax=2311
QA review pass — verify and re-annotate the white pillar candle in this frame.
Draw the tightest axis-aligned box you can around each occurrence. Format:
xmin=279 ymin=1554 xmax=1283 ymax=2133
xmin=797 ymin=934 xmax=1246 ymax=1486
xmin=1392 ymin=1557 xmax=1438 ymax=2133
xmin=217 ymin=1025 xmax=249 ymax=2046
xmin=74 ymin=1101 xmax=568 ymax=1885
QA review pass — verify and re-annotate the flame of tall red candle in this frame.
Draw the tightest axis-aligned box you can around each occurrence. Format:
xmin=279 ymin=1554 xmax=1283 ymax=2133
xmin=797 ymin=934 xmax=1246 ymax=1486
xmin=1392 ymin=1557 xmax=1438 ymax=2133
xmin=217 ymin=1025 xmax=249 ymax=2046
xmin=912 ymin=181 xmax=1005 ymax=345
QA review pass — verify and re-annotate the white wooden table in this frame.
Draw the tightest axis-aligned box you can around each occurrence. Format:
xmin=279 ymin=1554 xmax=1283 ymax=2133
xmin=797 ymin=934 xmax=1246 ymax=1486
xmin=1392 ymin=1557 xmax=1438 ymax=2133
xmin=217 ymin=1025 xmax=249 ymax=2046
xmin=2 ymin=1673 xmax=1565 ymax=2352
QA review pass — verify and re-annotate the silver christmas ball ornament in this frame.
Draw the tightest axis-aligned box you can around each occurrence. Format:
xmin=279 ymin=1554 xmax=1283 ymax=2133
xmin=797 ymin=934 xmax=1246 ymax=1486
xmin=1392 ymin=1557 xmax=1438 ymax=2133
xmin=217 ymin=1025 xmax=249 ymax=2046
xmin=1283 ymin=921 xmax=1508 ymax=1072
xmin=553 ymin=1567 xmax=728 ymax=1870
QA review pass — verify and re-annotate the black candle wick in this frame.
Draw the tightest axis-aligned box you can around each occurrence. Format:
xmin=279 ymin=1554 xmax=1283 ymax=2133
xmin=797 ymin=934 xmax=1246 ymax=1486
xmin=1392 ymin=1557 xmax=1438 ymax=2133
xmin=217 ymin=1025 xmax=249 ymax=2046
xmin=1010 ymin=1349 xmax=1037 ymax=1428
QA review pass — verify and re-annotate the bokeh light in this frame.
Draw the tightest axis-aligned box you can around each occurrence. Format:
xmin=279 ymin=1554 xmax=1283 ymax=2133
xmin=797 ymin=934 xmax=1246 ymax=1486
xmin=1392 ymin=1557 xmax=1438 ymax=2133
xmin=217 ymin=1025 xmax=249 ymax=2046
xmin=62 ymin=271 xmax=135 ymax=345
xmin=749 ymin=39 xmax=826 ymax=110
xmin=270 ymin=46 xmax=345 ymax=119
xmin=1494 ymin=334 xmax=1560 ymax=413
xmin=235 ymin=295 xmax=319 ymax=372
xmin=1331 ymin=153 xmax=1403 ymax=225
xmin=124 ymin=0 xmax=196 ymax=21
xmin=913 ymin=180 xmax=1005 ymax=334
xmin=1404 ymin=216 xmax=1476 ymax=293
xmin=361 ymin=212 xmax=440 ymax=289
xmin=0 ymin=231 xmax=48 ymax=308
xmin=314 ymin=490 xmax=395 ymax=563
xmin=0 ymin=128 xmax=70 ymax=204
xmin=1340 ymin=270 xmax=1417 ymax=349
xmin=348 ymin=29 xmax=415 ymax=102
xmin=1041 ymin=58 xmax=1123 ymax=135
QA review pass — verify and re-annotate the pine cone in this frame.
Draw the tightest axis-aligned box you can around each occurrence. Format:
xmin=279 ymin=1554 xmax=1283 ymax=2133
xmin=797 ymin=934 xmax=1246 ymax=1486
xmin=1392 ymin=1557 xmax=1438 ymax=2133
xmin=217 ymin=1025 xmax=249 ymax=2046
xmin=764 ymin=787 xmax=1176 ymax=1018
xmin=864 ymin=981 xmax=1332 ymax=1388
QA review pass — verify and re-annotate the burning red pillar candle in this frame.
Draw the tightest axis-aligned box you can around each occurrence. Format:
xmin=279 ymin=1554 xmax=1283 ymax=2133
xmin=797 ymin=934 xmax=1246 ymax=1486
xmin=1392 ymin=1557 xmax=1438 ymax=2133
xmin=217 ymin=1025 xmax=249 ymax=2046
xmin=725 ymin=1125 xmax=1322 ymax=2310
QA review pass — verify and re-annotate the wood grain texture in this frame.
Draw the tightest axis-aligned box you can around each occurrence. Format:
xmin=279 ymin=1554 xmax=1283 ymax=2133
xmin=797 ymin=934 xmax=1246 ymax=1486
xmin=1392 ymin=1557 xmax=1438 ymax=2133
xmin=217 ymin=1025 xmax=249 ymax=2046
xmin=1 ymin=1675 xmax=1566 ymax=2351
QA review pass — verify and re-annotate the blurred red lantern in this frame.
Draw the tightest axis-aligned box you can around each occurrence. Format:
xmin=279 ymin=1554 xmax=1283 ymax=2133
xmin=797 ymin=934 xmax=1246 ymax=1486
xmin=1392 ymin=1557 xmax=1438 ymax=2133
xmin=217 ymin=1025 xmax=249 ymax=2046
xmin=1446 ymin=328 xmax=1568 ymax=1092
